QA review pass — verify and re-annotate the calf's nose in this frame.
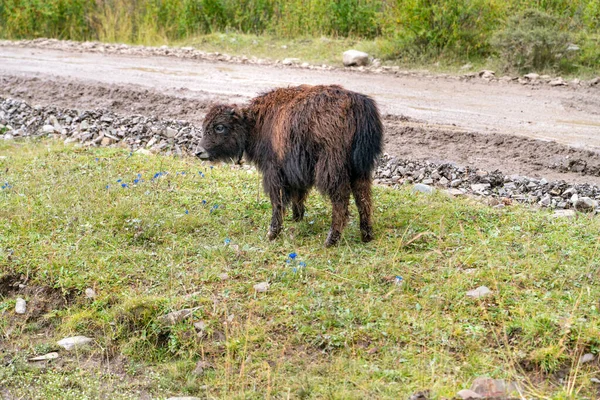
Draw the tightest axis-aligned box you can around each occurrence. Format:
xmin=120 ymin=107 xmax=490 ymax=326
xmin=196 ymin=147 xmax=210 ymax=159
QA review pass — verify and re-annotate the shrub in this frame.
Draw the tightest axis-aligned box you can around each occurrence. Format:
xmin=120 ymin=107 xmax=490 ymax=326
xmin=391 ymin=0 xmax=501 ymax=60
xmin=491 ymin=9 xmax=574 ymax=73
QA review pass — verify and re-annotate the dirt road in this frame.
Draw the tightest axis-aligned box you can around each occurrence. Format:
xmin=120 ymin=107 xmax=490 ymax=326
xmin=1 ymin=43 xmax=600 ymax=184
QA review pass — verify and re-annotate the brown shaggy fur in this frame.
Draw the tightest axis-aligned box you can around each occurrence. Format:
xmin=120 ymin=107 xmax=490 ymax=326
xmin=197 ymin=84 xmax=383 ymax=246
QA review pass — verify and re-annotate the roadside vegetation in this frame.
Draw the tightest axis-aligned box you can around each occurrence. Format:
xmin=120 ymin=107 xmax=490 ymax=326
xmin=1 ymin=140 xmax=600 ymax=398
xmin=0 ymin=0 xmax=599 ymax=76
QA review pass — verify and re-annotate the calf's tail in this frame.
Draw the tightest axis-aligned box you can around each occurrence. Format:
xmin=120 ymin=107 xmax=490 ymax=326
xmin=350 ymin=93 xmax=383 ymax=179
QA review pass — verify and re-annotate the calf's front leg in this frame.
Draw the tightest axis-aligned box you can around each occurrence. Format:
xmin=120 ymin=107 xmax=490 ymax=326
xmin=266 ymin=182 xmax=285 ymax=241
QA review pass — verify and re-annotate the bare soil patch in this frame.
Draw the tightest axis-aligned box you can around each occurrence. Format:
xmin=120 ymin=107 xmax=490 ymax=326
xmin=2 ymin=74 xmax=600 ymax=185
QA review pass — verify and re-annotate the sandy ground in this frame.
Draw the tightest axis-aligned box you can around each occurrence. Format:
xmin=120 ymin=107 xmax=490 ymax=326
xmin=1 ymin=44 xmax=600 ymax=185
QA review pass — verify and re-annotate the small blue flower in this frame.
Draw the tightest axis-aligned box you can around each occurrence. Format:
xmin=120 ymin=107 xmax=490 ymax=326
xmin=185 ymin=210 xmax=189 ymax=214
xmin=95 ymin=158 xmax=99 ymax=162
xmin=117 ymin=179 xmax=122 ymax=183
xmin=299 ymin=261 xmax=307 ymax=268
xmin=289 ymin=252 xmax=297 ymax=260
xmin=181 ymin=171 xmax=186 ymax=175
xmin=210 ymin=204 xmax=219 ymax=213
xmin=105 ymin=185 xmax=110 ymax=189
xmin=224 ymin=238 xmax=231 ymax=245
xmin=292 ymin=267 xmax=297 ymax=273
xmin=210 ymin=166 xmax=214 ymax=170
xmin=133 ymin=179 xmax=140 ymax=184
xmin=121 ymin=183 xmax=129 ymax=188
xmin=137 ymin=173 xmax=142 ymax=178
xmin=202 ymin=200 xmax=207 ymax=205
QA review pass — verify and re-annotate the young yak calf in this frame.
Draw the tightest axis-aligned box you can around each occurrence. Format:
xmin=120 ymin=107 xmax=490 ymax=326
xmin=196 ymin=84 xmax=383 ymax=247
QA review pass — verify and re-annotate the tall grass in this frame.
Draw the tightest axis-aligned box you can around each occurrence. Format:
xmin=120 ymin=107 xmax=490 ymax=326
xmin=0 ymin=0 xmax=599 ymax=72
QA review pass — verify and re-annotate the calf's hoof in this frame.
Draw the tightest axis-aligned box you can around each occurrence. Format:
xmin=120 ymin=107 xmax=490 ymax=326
xmin=324 ymin=230 xmax=341 ymax=247
xmin=267 ymin=228 xmax=280 ymax=241
xmin=361 ymin=229 xmax=374 ymax=243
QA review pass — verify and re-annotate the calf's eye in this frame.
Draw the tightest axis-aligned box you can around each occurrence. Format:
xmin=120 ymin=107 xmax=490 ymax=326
xmin=214 ymin=124 xmax=226 ymax=134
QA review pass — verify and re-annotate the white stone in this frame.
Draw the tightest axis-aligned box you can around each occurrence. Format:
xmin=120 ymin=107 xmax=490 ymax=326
xmin=42 ymin=125 xmax=55 ymax=133
xmin=553 ymin=209 xmax=576 ymax=218
xmin=466 ymin=286 xmax=492 ymax=299
xmin=282 ymin=58 xmax=300 ymax=65
xmin=412 ymin=183 xmax=434 ymax=194
xmin=254 ymin=282 xmax=269 ymax=293
xmin=57 ymin=336 xmax=93 ymax=350
xmin=581 ymin=353 xmax=595 ymax=364
xmin=158 ymin=308 xmax=197 ymax=326
xmin=457 ymin=389 xmax=483 ymax=399
xmin=343 ymin=50 xmax=369 ymax=67
xmin=85 ymin=288 xmax=97 ymax=299
xmin=29 ymin=352 xmax=59 ymax=361
xmin=166 ymin=397 xmax=202 ymax=400
xmin=15 ymin=298 xmax=26 ymax=314
xmin=135 ymin=148 xmax=153 ymax=156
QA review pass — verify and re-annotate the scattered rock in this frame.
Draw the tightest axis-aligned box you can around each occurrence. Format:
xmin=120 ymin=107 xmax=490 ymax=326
xmin=343 ymin=50 xmax=369 ymax=67
xmin=446 ymin=188 xmax=465 ymax=197
xmin=282 ymin=58 xmax=300 ymax=65
xmin=158 ymin=308 xmax=198 ymax=326
xmin=42 ymin=124 xmax=55 ymax=133
xmin=254 ymin=282 xmax=269 ymax=293
xmin=575 ymin=197 xmax=597 ymax=212
xmin=29 ymin=352 xmax=60 ymax=362
xmin=524 ymin=73 xmax=539 ymax=80
xmin=57 ymin=336 xmax=93 ymax=350
xmin=15 ymin=297 xmax=26 ymax=314
xmin=457 ymin=389 xmax=482 ymax=399
xmin=100 ymin=137 xmax=114 ymax=146
xmin=466 ymin=286 xmax=492 ymax=299
xmin=471 ymin=183 xmax=491 ymax=193
xmin=165 ymin=127 xmax=178 ymax=138
xmin=553 ymin=209 xmax=576 ymax=218
xmin=84 ymin=288 xmax=97 ymax=299
xmin=193 ymin=321 xmax=207 ymax=331
xmin=470 ymin=377 xmax=517 ymax=398
xmin=409 ymin=390 xmax=430 ymax=400
xmin=591 ymin=377 xmax=600 ymax=384
xmin=412 ymin=183 xmax=435 ymax=194
xmin=581 ymin=353 xmax=595 ymax=364
xmin=219 ymin=273 xmax=229 ymax=280
xmin=479 ymin=70 xmax=495 ymax=80
xmin=166 ymin=397 xmax=202 ymax=400
xmin=549 ymin=77 xmax=567 ymax=86
xmin=193 ymin=360 xmax=213 ymax=375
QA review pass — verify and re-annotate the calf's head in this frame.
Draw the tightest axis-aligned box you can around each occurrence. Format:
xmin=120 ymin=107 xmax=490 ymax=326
xmin=196 ymin=105 xmax=248 ymax=162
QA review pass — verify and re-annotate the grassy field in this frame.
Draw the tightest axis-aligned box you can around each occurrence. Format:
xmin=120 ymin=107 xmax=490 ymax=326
xmin=1 ymin=140 xmax=600 ymax=399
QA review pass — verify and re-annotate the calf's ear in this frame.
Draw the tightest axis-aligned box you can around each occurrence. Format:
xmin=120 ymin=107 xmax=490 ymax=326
xmin=227 ymin=105 xmax=244 ymax=120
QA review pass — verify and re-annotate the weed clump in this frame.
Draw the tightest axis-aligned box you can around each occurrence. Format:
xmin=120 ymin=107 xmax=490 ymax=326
xmin=491 ymin=9 xmax=574 ymax=74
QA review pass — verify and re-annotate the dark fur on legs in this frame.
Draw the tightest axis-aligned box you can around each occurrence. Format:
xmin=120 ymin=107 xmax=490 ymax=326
xmin=197 ymin=85 xmax=383 ymax=246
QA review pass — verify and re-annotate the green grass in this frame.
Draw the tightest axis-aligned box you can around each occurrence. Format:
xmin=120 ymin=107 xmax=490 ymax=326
xmin=1 ymin=140 xmax=600 ymax=399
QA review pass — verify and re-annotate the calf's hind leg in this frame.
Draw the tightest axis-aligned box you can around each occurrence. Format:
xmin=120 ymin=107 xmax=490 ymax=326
xmin=291 ymin=189 xmax=309 ymax=222
xmin=325 ymin=186 xmax=351 ymax=247
xmin=351 ymin=177 xmax=374 ymax=242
